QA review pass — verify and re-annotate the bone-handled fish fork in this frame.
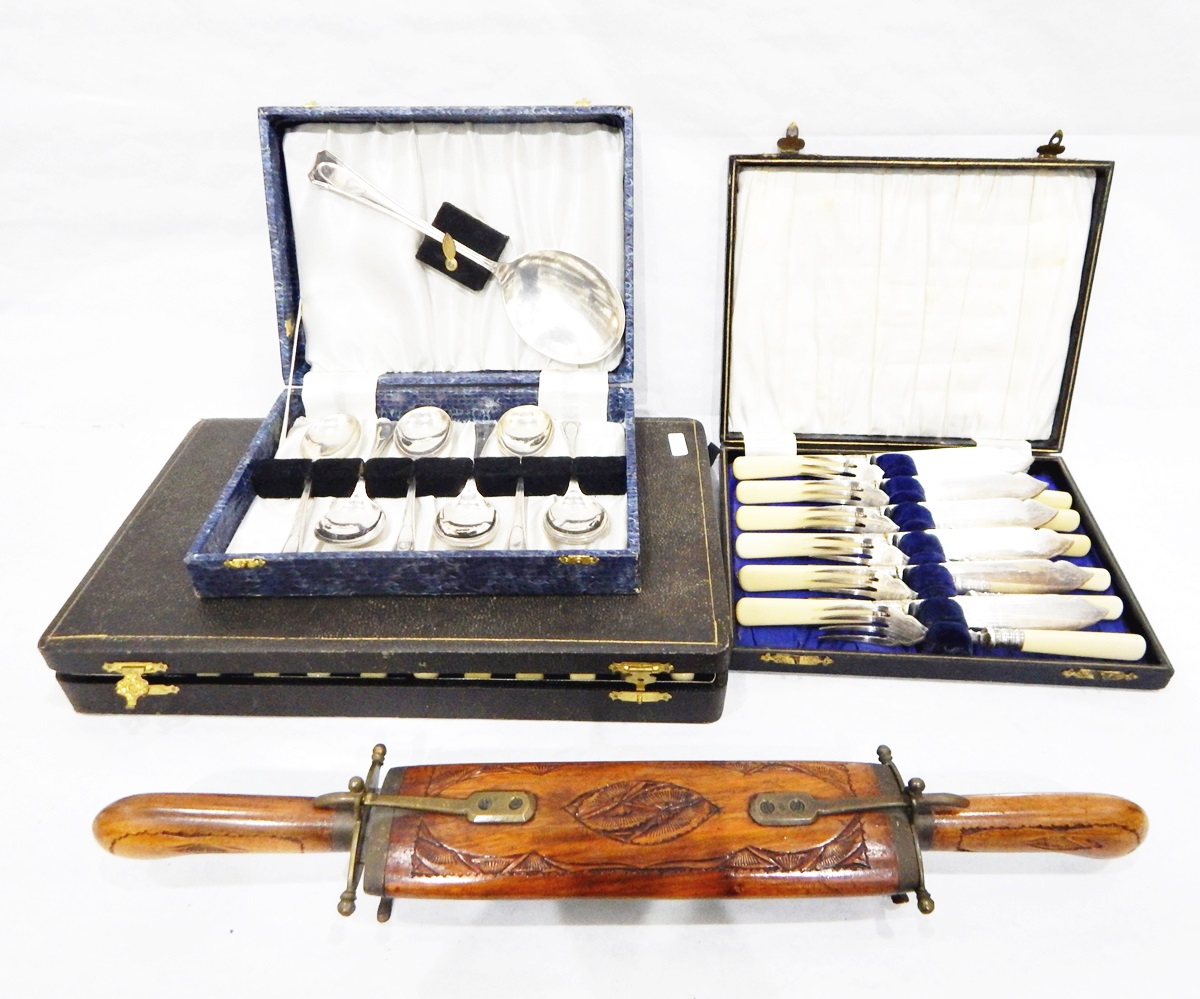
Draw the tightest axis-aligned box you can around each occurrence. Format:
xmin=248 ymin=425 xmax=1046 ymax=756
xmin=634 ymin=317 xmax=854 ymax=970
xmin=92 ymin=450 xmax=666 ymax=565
xmin=812 ymin=607 xmax=1146 ymax=662
xmin=734 ymin=528 xmax=1093 ymax=563
xmin=734 ymin=474 xmax=1072 ymax=510
xmin=735 ymin=594 xmax=1123 ymax=631
xmin=730 ymin=444 xmax=1034 ymax=481
xmin=735 ymin=499 xmax=1079 ymax=533
xmin=738 ymin=560 xmax=1111 ymax=597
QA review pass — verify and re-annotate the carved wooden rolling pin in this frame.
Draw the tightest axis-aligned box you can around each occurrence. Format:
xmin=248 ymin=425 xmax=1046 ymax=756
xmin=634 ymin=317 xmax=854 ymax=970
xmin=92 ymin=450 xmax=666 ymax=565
xmin=94 ymin=745 xmax=1146 ymax=920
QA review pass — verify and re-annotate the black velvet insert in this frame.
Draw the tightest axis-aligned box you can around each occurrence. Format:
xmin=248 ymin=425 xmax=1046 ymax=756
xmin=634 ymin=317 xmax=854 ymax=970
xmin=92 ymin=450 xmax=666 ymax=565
xmin=250 ymin=458 xmax=309 ymax=499
xmin=475 ymin=457 xmax=523 ymax=497
xmin=415 ymin=201 xmax=509 ymax=292
xmin=364 ymin=457 xmax=414 ymax=498
xmin=522 ymin=457 xmax=573 ymax=497
xmin=575 ymin=456 xmax=627 ymax=496
xmin=416 ymin=457 xmax=473 ymax=498
xmin=311 ymin=459 xmax=362 ymax=497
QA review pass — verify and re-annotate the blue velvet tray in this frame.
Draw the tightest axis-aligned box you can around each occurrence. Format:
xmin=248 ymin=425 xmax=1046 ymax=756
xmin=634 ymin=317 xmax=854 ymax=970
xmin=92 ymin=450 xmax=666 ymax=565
xmin=186 ymin=106 xmax=639 ymax=598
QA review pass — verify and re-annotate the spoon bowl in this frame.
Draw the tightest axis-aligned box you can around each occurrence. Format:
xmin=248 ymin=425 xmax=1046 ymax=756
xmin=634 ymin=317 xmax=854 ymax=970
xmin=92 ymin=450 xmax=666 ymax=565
xmin=495 ymin=405 xmax=554 ymax=457
xmin=299 ymin=413 xmax=361 ymax=459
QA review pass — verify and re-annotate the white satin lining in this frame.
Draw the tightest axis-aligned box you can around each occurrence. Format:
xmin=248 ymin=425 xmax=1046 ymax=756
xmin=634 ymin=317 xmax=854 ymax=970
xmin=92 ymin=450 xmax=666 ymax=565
xmin=282 ymin=122 xmax=626 ymax=375
xmin=727 ymin=166 xmax=1097 ymax=442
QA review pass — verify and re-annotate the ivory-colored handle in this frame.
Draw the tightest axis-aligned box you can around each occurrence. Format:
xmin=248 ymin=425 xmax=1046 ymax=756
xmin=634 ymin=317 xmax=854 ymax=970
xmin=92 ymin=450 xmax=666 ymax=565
xmin=731 ymin=455 xmax=854 ymax=480
xmin=1079 ymin=595 xmax=1124 ymax=620
xmin=735 ymin=597 xmax=867 ymax=626
xmin=1038 ymin=489 xmax=1073 ymax=509
xmin=735 ymin=533 xmax=845 ymax=560
xmin=1062 ymin=535 xmax=1092 ymax=557
xmin=1043 ymin=508 xmax=1081 ymax=532
xmin=1079 ymin=568 xmax=1111 ymax=591
xmin=736 ymin=506 xmax=840 ymax=531
xmin=1017 ymin=630 xmax=1146 ymax=661
xmin=736 ymin=480 xmax=857 ymax=504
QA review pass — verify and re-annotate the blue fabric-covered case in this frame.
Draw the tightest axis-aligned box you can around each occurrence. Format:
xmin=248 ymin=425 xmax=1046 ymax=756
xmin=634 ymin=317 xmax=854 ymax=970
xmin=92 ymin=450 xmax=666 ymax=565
xmin=186 ymin=106 xmax=639 ymax=597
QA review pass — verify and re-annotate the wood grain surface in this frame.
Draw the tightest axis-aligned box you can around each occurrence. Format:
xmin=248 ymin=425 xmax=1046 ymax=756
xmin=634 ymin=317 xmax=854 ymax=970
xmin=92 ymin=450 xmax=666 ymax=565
xmin=94 ymin=794 xmax=338 ymax=858
xmin=926 ymin=793 xmax=1148 ymax=858
xmin=377 ymin=761 xmax=908 ymax=900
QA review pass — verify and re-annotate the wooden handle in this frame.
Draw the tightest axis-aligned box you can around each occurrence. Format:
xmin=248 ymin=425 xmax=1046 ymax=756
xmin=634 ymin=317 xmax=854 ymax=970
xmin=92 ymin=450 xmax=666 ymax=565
xmin=94 ymin=794 xmax=339 ymax=859
xmin=928 ymin=793 xmax=1147 ymax=858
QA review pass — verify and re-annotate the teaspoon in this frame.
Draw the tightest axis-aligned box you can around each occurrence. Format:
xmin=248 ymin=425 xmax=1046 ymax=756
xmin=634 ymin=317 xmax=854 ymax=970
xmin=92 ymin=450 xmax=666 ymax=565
xmin=280 ymin=414 xmax=363 ymax=552
xmin=393 ymin=406 xmax=453 ymax=550
xmin=495 ymin=404 xmax=555 ymax=550
xmin=544 ymin=421 xmax=608 ymax=546
xmin=433 ymin=422 xmax=497 ymax=549
xmin=313 ymin=420 xmax=395 ymax=548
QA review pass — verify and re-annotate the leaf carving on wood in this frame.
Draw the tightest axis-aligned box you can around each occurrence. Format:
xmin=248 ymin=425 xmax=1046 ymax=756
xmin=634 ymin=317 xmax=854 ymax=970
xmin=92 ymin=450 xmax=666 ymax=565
xmin=409 ymin=817 xmax=870 ymax=880
xmin=564 ymin=780 xmax=719 ymax=845
xmin=411 ymin=825 xmax=569 ymax=878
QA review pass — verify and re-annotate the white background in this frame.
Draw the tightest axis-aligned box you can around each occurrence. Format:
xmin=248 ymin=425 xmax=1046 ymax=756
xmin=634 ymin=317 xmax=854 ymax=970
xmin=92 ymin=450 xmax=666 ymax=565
xmin=2 ymin=3 xmax=1197 ymax=996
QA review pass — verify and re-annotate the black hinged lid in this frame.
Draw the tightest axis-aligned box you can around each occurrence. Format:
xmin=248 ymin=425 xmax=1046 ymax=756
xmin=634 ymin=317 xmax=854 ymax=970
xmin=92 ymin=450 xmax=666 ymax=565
xmin=720 ymin=129 xmax=1113 ymax=456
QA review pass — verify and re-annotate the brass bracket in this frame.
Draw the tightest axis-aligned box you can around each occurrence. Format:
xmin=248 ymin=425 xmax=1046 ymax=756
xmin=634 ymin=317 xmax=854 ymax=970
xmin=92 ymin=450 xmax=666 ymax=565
xmin=316 ymin=745 xmax=535 ymax=921
xmin=102 ymin=662 xmax=180 ymax=710
xmin=760 ymin=652 xmax=833 ymax=667
xmin=608 ymin=661 xmax=673 ymax=704
xmin=1062 ymin=667 xmax=1138 ymax=683
xmin=1037 ymin=129 xmax=1066 ymax=158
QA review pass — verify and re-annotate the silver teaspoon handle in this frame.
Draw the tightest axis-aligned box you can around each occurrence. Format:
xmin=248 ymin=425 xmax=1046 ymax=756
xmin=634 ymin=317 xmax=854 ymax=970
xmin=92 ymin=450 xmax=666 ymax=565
xmin=308 ymin=151 xmax=495 ymax=273
xmin=394 ymin=478 xmax=417 ymax=551
xmin=508 ymin=477 xmax=526 ymax=550
xmin=281 ymin=478 xmax=313 ymax=553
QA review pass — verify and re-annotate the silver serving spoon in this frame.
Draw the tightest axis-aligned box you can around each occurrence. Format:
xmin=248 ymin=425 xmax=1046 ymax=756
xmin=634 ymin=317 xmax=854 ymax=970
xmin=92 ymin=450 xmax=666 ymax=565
xmin=495 ymin=405 xmax=555 ymax=550
xmin=433 ymin=422 xmax=498 ymax=549
xmin=308 ymin=151 xmax=625 ymax=366
xmin=393 ymin=406 xmax=453 ymax=551
xmin=544 ymin=421 xmax=608 ymax=546
xmin=280 ymin=414 xmax=363 ymax=552
xmin=313 ymin=420 xmax=395 ymax=548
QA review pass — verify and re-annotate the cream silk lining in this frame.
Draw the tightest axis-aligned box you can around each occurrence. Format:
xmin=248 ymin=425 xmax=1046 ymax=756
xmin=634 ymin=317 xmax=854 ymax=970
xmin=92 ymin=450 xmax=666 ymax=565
xmin=727 ymin=166 xmax=1097 ymax=445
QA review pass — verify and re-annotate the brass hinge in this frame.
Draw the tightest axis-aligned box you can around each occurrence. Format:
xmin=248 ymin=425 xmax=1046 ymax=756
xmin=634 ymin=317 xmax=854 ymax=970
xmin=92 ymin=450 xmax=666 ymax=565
xmin=760 ymin=652 xmax=834 ymax=667
xmin=223 ymin=557 xmax=266 ymax=569
xmin=102 ymin=662 xmax=180 ymax=710
xmin=608 ymin=661 xmax=673 ymax=704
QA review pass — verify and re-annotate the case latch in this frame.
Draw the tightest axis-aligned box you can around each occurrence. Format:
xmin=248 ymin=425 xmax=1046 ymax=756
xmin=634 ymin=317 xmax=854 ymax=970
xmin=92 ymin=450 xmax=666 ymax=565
xmin=608 ymin=661 xmax=673 ymax=704
xmin=102 ymin=662 xmax=180 ymax=710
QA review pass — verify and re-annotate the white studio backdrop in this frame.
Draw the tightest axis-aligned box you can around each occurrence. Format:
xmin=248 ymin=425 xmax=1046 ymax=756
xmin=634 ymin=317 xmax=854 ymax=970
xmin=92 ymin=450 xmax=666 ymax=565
xmin=1 ymin=4 xmax=1196 ymax=998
